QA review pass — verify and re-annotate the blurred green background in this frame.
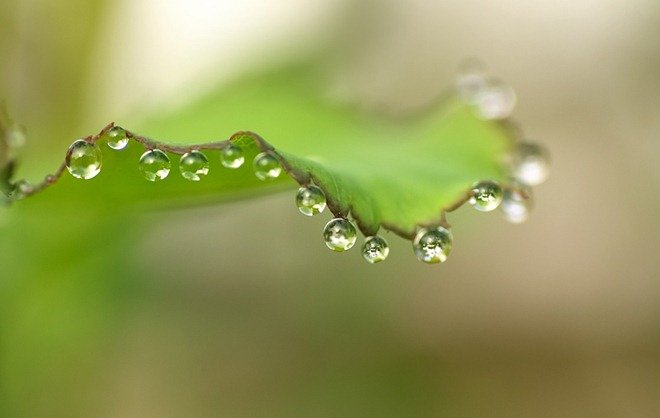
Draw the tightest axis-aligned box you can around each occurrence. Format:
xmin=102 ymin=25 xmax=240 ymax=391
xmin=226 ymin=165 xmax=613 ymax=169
xmin=1 ymin=1 xmax=659 ymax=417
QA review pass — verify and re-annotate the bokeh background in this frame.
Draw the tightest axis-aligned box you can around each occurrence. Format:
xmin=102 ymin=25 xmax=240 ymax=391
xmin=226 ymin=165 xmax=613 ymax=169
xmin=1 ymin=0 xmax=659 ymax=417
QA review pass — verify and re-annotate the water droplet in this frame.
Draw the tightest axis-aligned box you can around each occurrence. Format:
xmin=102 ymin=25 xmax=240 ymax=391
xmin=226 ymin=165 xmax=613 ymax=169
xmin=139 ymin=149 xmax=171 ymax=182
xmin=501 ymin=187 xmax=533 ymax=224
xmin=253 ymin=152 xmax=281 ymax=180
xmin=106 ymin=126 xmax=129 ymax=150
xmin=469 ymin=180 xmax=503 ymax=212
xmin=475 ymin=79 xmax=516 ymax=120
xmin=323 ymin=218 xmax=357 ymax=252
xmin=362 ymin=235 xmax=389 ymax=263
xmin=220 ymin=144 xmax=244 ymax=169
xmin=9 ymin=179 xmax=32 ymax=200
xmin=413 ymin=226 xmax=453 ymax=264
xmin=456 ymin=59 xmax=487 ymax=103
xmin=66 ymin=139 xmax=102 ymax=179
xmin=512 ymin=142 xmax=550 ymax=186
xmin=296 ymin=185 xmax=326 ymax=216
xmin=179 ymin=150 xmax=209 ymax=181
xmin=6 ymin=125 xmax=26 ymax=148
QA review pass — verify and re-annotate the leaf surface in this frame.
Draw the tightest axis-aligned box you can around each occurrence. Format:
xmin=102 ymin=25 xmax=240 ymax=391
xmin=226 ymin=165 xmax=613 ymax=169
xmin=13 ymin=65 xmax=511 ymax=238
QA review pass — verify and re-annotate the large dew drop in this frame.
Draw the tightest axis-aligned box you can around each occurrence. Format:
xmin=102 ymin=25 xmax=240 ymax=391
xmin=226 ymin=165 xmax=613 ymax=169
xmin=179 ymin=150 xmax=209 ymax=181
xmin=362 ymin=235 xmax=389 ymax=263
xmin=513 ymin=142 xmax=550 ymax=186
xmin=253 ymin=152 xmax=281 ymax=180
xmin=139 ymin=149 xmax=171 ymax=182
xmin=220 ymin=144 xmax=244 ymax=169
xmin=66 ymin=139 xmax=102 ymax=179
xmin=296 ymin=185 xmax=326 ymax=216
xmin=323 ymin=218 xmax=357 ymax=252
xmin=501 ymin=187 xmax=533 ymax=224
xmin=469 ymin=180 xmax=503 ymax=212
xmin=413 ymin=226 xmax=453 ymax=264
xmin=106 ymin=126 xmax=129 ymax=150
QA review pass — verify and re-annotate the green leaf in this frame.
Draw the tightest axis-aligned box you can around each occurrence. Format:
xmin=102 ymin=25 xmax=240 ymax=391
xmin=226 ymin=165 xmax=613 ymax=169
xmin=11 ymin=64 xmax=512 ymax=239
xmin=0 ymin=35 xmax=517 ymax=418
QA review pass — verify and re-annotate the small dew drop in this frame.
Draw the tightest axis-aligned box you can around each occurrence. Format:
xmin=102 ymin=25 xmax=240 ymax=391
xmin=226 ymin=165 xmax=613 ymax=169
xmin=413 ymin=227 xmax=453 ymax=264
xmin=179 ymin=150 xmax=209 ymax=181
xmin=455 ymin=59 xmax=487 ymax=103
xmin=501 ymin=187 xmax=533 ymax=224
xmin=139 ymin=149 xmax=171 ymax=182
xmin=253 ymin=152 xmax=281 ymax=180
xmin=469 ymin=180 xmax=503 ymax=212
xmin=512 ymin=142 xmax=550 ymax=186
xmin=475 ymin=79 xmax=516 ymax=120
xmin=296 ymin=185 xmax=326 ymax=216
xmin=323 ymin=218 xmax=357 ymax=252
xmin=220 ymin=144 xmax=244 ymax=169
xmin=106 ymin=126 xmax=129 ymax=150
xmin=66 ymin=139 xmax=102 ymax=179
xmin=362 ymin=235 xmax=389 ymax=264
xmin=6 ymin=125 xmax=27 ymax=149
xmin=9 ymin=179 xmax=32 ymax=200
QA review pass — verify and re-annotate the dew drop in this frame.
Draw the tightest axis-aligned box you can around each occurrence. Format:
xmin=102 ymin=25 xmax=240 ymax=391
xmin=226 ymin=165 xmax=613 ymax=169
xmin=139 ymin=149 xmax=171 ymax=182
xmin=501 ymin=187 xmax=533 ymax=224
xmin=179 ymin=150 xmax=209 ymax=181
xmin=475 ymin=79 xmax=516 ymax=120
xmin=362 ymin=235 xmax=389 ymax=264
xmin=253 ymin=152 xmax=282 ymax=180
xmin=220 ymin=144 xmax=244 ymax=169
xmin=469 ymin=180 xmax=503 ymax=212
xmin=512 ymin=142 xmax=550 ymax=186
xmin=66 ymin=139 xmax=102 ymax=179
xmin=106 ymin=126 xmax=129 ymax=150
xmin=9 ymin=179 xmax=32 ymax=200
xmin=456 ymin=59 xmax=487 ymax=103
xmin=323 ymin=218 xmax=357 ymax=252
xmin=413 ymin=226 xmax=453 ymax=264
xmin=296 ymin=185 xmax=326 ymax=216
xmin=6 ymin=125 xmax=26 ymax=149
